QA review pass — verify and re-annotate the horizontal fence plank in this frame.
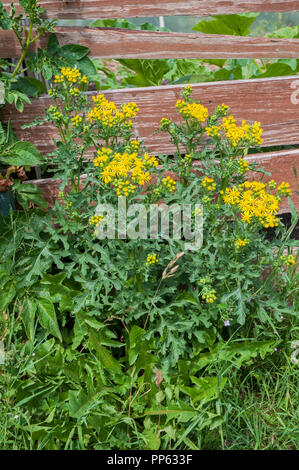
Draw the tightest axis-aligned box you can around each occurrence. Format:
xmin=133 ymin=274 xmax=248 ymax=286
xmin=2 ymin=76 xmax=299 ymax=155
xmin=2 ymin=1 xmax=299 ymax=19
xmin=26 ymin=148 xmax=299 ymax=212
xmin=2 ymin=27 xmax=299 ymax=59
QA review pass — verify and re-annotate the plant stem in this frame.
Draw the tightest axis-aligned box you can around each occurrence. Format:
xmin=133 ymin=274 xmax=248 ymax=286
xmin=12 ymin=17 xmax=34 ymax=78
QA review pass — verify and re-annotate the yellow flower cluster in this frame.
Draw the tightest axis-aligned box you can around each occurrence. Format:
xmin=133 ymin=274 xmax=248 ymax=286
xmin=146 ymin=253 xmax=158 ymax=265
xmin=176 ymin=99 xmax=209 ymax=123
xmin=202 ymin=289 xmax=217 ymax=304
xmin=238 ymin=158 xmax=249 ymax=174
xmin=202 ymin=177 xmax=216 ymax=191
xmin=48 ymin=105 xmax=62 ymax=121
xmin=122 ymin=103 xmax=139 ymax=118
xmin=206 ymin=125 xmax=220 ymax=137
xmin=130 ymin=140 xmax=140 ymax=150
xmin=54 ymin=67 xmax=87 ymax=85
xmin=283 ymin=254 xmax=296 ymax=266
xmin=70 ymin=87 xmax=80 ymax=97
xmin=71 ymin=115 xmax=83 ymax=127
xmin=90 ymin=215 xmax=104 ymax=226
xmin=234 ymin=238 xmax=250 ymax=248
xmin=277 ymin=181 xmax=291 ymax=197
xmin=216 ymin=103 xmax=229 ymax=115
xmin=93 ymin=147 xmax=113 ymax=168
xmin=88 ymin=94 xmax=138 ymax=128
xmin=116 ymin=180 xmax=136 ymax=197
xmin=160 ymin=117 xmax=172 ymax=129
xmin=222 ymin=181 xmax=280 ymax=228
xmin=183 ymin=85 xmax=193 ymax=97
xmin=208 ymin=116 xmax=263 ymax=147
xmin=222 ymin=117 xmax=263 ymax=147
xmin=162 ymin=176 xmax=176 ymax=192
xmin=94 ymin=148 xmax=158 ymax=194
xmin=144 ymin=153 xmax=159 ymax=168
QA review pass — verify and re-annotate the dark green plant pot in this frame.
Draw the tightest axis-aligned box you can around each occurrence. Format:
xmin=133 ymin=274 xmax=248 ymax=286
xmin=0 ymin=188 xmax=15 ymax=217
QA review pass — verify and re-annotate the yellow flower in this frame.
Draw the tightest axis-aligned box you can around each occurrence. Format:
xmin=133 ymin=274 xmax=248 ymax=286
xmin=71 ymin=115 xmax=82 ymax=127
xmin=88 ymin=94 xmax=138 ymax=129
xmin=286 ymin=254 xmax=295 ymax=266
xmin=238 ymin=158 xmax=249 ymax=174
xmin=202 ymin=177 xmax=216 ymax=191
xmin=221 ymin=117 xmax=263 ymax=147
xmin=90 ymin=215 xmax=104 ymax=226
xmin=202 ymin=288 xmax=216 ymax=304
xmin=223 ymin=181 xmax=280 ymax=228
xmin=206 ymin=125 xmax=220 ymax=137
xmin=277 ymin=181 xmax=291 ymax=197
xmin=146 ymin=253 xmax=158 ymax=265
xmin=160 ymin=117 xmax=171 ymax=129
xmin=176 ymin=99 xmax=209 ymax=123
xmin=162 ymin=176 xmax=176 ymax=192
xmin=234 ymin=238 xmax=250 ymax=248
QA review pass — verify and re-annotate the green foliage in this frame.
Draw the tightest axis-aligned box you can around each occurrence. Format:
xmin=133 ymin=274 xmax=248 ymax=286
xmin=105 ymin=14 xmax=299 ymax=87
xmin=1 ymin=78 xmax=298 ymax=449
xmin=117 ymin=59 xmax=171 ymax=87
xmin=0 ymin=6 xmax=298 ymax=450
xmin=192 ymin=14 xmax=258 ymax=36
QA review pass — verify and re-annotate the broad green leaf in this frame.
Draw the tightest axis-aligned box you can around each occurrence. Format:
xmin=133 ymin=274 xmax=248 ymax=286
xmin=59 ymin=44 xmax=90 ymax=62
xmin=22 ymin=298 xmax=37 ymax=341
xmin=193 ymin=14 xmax=258 ymax=37
xmin=118 ymin=59 xmax=171 ymax=86
xmin=37 ymin=297 xmax=62 ymax=342
xmin=1 ymin=141 xmax=44 ymax=166
xmin=17 ymin=77 xmax=46 ymax=98
xmin=0 ymin=280 xmax=16 ymax=311
xmin=46 ymin=33 xmax=60 ymax=55
xmin=194 ymin=340 xmax=275 ymax=370
xmin=77 ymin=56 xmax=97 ymax=76
xmin=14 ymin=182 xmax=48 ymax=209
xmin=256 ymin=63 xmax=294 ymax=78
xmin=144 ymin=402 xmax=197 ymax=423
xmin=92 ymin=18 xmax=137 ymax=29
xmin=88 ymin=329 xmax=121 ymax=372
xmin=68 ymin=389 xmax=107 ymax=419
xmin=267 ymin=25 xmax=299 ymax=39
xmin=190 ymin=376 xmax=227 ymax=402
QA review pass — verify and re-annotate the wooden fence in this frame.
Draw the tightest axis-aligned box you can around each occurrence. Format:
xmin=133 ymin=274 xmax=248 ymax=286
xmin=1 ymin=0 xmax=299 ymax=211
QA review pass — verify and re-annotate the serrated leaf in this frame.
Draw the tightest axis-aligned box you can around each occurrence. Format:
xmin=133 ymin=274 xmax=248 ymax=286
xmin=68 ymin=389 xmax=107 ymax=419
xmin=88 ymin=329 xmax=121 ymax=372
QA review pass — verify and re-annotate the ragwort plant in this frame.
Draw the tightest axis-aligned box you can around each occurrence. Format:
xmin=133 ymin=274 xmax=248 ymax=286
xmin=0 ymin=73 xmax=298 ymax=449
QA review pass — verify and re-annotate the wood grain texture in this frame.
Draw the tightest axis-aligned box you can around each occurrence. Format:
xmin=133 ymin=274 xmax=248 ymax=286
xmin=2 ymin=1 xmax=299 ymax=19
xmin=2 ymin=27 xmax=299 ymax=59
xmin=26 ymin=148 xmax=299 ymax=212
xmin=2 ymin=76 xmax=299 ymax=156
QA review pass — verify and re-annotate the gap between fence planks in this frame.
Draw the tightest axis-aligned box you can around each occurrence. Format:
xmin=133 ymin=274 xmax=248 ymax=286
xmin=1 ymin=27 xmax=299 ymax=59
xmin=26 ymin=148 xmax=299 ymax=213
xmin=2 ymin=0 xmax=299 ymax=19
xmin=2 ymin=76 xmax=299 ymax=155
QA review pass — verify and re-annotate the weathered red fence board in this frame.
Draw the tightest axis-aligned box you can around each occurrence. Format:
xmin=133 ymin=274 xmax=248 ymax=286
xmin=2 ymin=0 xmax=299 ymax=18
xmin=1 ymin=27 xmax=299 ymax=59
xmin=26 ymin=148 xmax=299 ymax=213
xmin=2 ymin=76 xmax=299 ymax=155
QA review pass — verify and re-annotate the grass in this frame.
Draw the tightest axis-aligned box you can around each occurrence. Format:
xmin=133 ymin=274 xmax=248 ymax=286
xmin=207 ymin=359 xmax=299 ymax=450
